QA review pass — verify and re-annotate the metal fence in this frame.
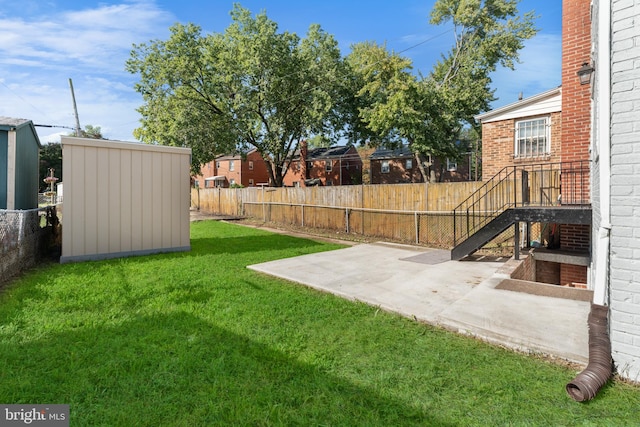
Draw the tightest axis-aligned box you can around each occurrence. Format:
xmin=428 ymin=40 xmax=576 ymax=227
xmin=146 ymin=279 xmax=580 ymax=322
xmin=0 ymin=206 xmax=61 ymax=284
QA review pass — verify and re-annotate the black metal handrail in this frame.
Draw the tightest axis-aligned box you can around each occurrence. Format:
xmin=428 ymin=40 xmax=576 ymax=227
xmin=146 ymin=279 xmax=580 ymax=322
xmin=452 ymin=161 xmax=590 ymax=246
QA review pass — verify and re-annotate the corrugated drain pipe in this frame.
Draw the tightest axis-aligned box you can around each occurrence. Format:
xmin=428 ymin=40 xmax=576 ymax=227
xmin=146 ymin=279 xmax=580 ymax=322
xmin=566 ymin=304 xmax=612 ymax=401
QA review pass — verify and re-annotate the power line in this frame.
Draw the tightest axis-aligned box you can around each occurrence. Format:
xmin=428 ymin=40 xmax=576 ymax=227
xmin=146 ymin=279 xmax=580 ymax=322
xmin=34 ymin=124 xmax=75 ymax=130
xmin=0 ymin=80 xmax=52 ymax=120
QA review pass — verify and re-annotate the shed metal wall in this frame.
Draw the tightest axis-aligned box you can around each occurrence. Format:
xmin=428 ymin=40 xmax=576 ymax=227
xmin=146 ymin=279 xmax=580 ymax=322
xmin=61 ymin=137 xmax=191 ymax=263
xmin=14 ymin=125 xmax=40 ymax=209
xmin=0 ymin=131 xmax=7 ymax=208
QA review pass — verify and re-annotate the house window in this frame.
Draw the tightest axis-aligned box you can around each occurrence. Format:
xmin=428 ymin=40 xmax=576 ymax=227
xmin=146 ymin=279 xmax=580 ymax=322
xmin=229 ymin=179 xmax=236 ymax=186
xmin=325 ymin=161 xmax=332 ymax=172
xmin=405 ymin=159 xmax=413 ymax=169
xmin=446 ymin=158 xmax=457 ymax=171
xmin=249 ymin=161 xmax=254 ymax=170
xmin=381 ymin=160 xmax=390 ymax=173
xmin=216 ymin=161 xmax=220 ymax=169
xmin=515 ymin=117 xmax=550 ymax=158
xmin=249 ymin=179 xmax=254 ymax=186
xmin=229 ymin=160 xmax=235 ymax=171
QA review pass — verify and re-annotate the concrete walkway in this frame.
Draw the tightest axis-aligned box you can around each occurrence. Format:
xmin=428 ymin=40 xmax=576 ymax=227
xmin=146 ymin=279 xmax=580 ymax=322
xmin=248 ymin=242 xmax=591 ymax=364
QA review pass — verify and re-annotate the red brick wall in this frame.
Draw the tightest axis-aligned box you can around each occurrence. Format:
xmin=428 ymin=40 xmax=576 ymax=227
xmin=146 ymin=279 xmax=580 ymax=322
xmin=560 ymin=223 xmax=590 ymax=252
xmin=560 ymin=264 xmax=587 ymax=288
xmin=561 ymin=0 xmax=591 ymax=165
xmin=242 ymin=151 xmax=271 ymax=187
xmin=536 ymin=260 xmax=561 ymax=284
xmin=481 ymin=112 xmax=562 ymax=180
xmin=370 ymin=158 xmax=422 ymax=184
xmin=511 ymin=253 xmax=536 ymax=281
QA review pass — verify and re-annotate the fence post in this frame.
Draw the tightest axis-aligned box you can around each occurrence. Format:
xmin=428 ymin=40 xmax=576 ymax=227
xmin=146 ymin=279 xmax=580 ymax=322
xmin=301 ymin=204 xmax=305 ymax=227
xmin=345 ymin=208 xmax=350 ymax=233
xmin=415 ymin=211 xmax=419 ymax=245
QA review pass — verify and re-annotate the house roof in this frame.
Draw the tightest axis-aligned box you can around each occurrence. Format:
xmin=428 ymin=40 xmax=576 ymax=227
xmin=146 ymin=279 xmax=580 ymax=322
xmin=0 ymin=116 xmax=31 ymax=128
xmin=474 ymin=86 xmax=562 ymax=124
xmin=0 ymin=116 xmax=42 ymax=147
xmin=292 ymin=145 xmax=357 ymax=161
xmin=307 ymin=145 xmax=354 ymax=160
xmin=369 ymin=146 xmax=413 ymax=160
xmin=215 ymin=148 xmax=259 ymax=161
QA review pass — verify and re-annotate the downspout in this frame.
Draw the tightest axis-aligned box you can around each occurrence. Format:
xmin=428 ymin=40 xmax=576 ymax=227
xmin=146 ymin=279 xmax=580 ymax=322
xmin=566 ymin=0 xmax=612 ymax=402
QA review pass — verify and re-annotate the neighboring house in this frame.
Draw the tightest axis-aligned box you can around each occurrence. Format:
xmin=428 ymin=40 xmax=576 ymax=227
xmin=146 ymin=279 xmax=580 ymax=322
xmin=0 ymin=117 xmax=41 ymax=209
xmin=452 ymin=0 xmax=592 ymax=292
xmin=193 ymin=149 xmax=271 ymax=188
xmin=369 ymin=146 xmax=471 ymax=184
xmin=475 ymin=87 xmax=562 ymax=180
xmin=284 ymin=142 xmax=362 ymax=187
xmin=591 ymin=0 xmax=640 ymax=382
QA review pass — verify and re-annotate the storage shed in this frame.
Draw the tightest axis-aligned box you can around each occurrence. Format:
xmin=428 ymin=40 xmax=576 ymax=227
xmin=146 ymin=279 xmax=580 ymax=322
xmin=60 ymin=136 xmax=191 ymax=263
xmin=0 ymin=117 xmax=42 ymax=209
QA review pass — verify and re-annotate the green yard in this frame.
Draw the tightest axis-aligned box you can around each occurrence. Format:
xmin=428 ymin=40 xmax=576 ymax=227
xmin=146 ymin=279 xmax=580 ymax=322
xmin=0 ymin=221 xmax=638 ymax=426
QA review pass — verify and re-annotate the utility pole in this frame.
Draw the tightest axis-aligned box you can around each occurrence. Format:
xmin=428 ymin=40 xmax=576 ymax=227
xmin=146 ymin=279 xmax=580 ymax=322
xmin=68 ymin=78 xmax=82 ymax=137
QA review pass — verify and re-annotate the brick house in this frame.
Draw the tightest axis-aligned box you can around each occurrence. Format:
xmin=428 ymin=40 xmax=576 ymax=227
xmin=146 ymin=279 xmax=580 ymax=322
xmin=452 ymin=0 xmax=592 ymax=290
xmin=369 ymin=146 xmax=472 ymax=185
xmin=475 ymin=87 xmax=562 ymax=180
xmin=283 ymin=143 xmax=362 ymax=187
xmin=193 ymin=149 xmax=270 ymax=188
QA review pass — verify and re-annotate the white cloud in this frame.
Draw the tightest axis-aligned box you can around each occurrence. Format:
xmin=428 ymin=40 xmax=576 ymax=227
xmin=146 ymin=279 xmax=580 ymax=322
xmin=0 ymin=1 xmax=174 ymax=142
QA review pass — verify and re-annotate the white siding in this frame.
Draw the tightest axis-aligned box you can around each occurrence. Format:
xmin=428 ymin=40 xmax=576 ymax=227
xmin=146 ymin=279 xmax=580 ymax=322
xmin=61 ymin=137 xmax=191 ymax=263
xmin=475 ymin=88 xmax=561 ymax=124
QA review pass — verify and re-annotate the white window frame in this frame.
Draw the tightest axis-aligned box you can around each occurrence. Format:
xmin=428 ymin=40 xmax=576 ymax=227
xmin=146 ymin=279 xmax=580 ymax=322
xmin=381 ymin=160 xmax=390 ymax=173
xmin=325 ymin=160 xmax=332 ymax=172
xmin=446 ymin=158 xmax=457 ymax=171
xmin=515 ymin=117 xmax=550 ymax=158
xmin=405 ymin=159 xmax=412 ymax=170
xmin=229 ymin=160 xmax=235 ymax=171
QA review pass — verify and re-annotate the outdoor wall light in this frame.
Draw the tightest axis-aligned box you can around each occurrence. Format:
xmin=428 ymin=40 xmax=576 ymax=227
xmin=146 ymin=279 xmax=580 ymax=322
xmin=577 ymin=62 xmax=595 ymax=85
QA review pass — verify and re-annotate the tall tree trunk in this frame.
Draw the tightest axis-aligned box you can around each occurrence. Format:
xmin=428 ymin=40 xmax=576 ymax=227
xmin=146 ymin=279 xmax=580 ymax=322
xmin=414 ymin=151 xmax=431 ymax=183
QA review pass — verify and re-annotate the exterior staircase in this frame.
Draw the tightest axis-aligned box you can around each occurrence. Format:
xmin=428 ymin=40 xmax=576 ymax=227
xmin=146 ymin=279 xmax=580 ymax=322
xmin=451 ymin=161 xmax=591 ymax=260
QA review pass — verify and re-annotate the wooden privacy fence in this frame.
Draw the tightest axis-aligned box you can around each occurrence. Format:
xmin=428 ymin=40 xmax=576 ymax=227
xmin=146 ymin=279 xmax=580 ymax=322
xmin=192 ymin=182 xmax=484 ymax=247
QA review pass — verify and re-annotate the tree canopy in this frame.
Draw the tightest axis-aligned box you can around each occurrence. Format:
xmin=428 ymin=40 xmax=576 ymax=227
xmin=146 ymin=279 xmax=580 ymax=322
xmin=346 ymin=0 xmax=536 ymax=180
xmin=127 ymin=0 xmax=536 ymax=185
xmin=126 ymin=4 xmax=344 ymax=185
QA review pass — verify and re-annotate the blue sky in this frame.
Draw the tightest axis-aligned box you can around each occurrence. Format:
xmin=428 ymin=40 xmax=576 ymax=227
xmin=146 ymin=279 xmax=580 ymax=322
xmin=0 ymin=0 xmax=562 ymax=143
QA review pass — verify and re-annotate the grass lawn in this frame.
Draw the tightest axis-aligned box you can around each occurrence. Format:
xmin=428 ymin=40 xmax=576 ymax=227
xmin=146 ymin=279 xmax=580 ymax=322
xmin=0 ymin=220 xmax=638 ymax=426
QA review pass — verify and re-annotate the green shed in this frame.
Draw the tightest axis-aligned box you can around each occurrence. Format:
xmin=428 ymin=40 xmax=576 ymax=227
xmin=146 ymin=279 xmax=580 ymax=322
xmin=0 ymin=117 xmax=42 ymax=209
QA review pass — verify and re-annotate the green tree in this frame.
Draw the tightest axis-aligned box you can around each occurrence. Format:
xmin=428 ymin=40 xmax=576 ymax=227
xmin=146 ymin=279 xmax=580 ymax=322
xmin=347 ymin=0 xmax=536 ymax=181
xmin=126 ymin=5 xmax=345 ymax=186
xmin=69 ymin=125 xmax=104 ymax=139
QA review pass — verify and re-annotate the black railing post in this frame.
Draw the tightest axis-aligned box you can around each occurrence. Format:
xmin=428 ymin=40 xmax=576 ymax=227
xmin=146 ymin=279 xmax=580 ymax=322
xmin=453 ymin=209 xmax=457 ymax=246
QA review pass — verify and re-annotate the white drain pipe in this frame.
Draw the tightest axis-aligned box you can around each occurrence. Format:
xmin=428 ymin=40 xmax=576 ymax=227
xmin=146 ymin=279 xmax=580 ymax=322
xmin=592 ymin=0 xmax=611 ymax=307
